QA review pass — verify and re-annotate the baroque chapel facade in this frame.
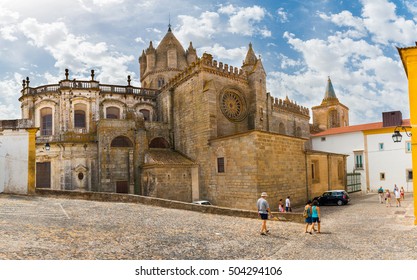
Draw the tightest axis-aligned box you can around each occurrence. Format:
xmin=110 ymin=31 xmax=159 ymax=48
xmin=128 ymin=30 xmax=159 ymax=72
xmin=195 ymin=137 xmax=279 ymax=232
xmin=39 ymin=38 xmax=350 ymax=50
xmin=18 ymin=27 xmax=345 ymax=209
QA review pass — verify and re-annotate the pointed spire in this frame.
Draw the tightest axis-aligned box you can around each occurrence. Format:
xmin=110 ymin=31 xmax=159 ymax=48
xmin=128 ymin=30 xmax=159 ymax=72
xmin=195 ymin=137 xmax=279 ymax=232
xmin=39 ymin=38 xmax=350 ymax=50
xmin=146 ymin=41 xmax=155 ymax=54
xmin=323 ymin=76 xmax=338 ymax=100
xmin=168 ymin=13 xmax=172 ymax=32
xmin=243 ymin=42 xmax=257 ymax=66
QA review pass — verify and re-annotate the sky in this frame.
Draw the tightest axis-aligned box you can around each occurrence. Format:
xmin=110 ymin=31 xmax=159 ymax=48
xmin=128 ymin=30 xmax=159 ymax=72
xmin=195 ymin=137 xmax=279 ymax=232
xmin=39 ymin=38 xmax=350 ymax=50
xmin=1 ymin=0 xmax=416 ymax=125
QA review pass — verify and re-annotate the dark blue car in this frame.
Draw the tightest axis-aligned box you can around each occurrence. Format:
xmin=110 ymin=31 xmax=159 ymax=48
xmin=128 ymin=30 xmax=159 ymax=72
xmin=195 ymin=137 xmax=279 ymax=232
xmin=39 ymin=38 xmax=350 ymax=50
xmin=313 ymin=190 xmax=350 ymax=206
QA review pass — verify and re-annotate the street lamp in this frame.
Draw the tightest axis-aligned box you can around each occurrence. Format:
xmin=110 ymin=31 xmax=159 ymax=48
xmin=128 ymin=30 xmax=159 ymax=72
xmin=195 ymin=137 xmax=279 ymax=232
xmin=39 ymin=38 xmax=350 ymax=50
xmin=392 ymin=126 xmax=412 ymax=143
xmin=45 ymin=142 xmax=50 ymax=151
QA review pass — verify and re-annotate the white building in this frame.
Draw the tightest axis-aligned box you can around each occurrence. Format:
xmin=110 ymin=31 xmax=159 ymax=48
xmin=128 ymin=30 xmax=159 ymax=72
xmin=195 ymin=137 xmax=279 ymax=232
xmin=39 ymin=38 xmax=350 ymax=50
xmin=311 ymin=111 xmax=412 ymax=193
xmin=0 ymin=119 xmax=37 ymax=194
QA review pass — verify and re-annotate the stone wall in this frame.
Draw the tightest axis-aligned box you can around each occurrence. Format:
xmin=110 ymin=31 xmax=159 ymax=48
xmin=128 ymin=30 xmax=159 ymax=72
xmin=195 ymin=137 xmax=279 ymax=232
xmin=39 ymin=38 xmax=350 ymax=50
xmin=34 ymin=189 xmax=305 ymax=223
xmin=141 ymin=165 xmax=193 ymax=202
xmin=306 ymin=151 xmax=347 ymax=199
xmin=208 ymin=131 xmax=308 ymax=211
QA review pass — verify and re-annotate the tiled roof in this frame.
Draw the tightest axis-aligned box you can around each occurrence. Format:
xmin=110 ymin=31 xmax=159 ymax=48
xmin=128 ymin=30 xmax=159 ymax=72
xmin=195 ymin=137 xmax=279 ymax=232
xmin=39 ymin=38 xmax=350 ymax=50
xmin=312 ymin=119 xmax=410 ymax=137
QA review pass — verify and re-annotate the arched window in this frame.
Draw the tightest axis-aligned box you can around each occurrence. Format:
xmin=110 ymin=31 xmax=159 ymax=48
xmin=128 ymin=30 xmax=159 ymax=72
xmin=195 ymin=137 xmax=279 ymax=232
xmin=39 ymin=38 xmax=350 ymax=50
xmin=149 ymin=137 xmax=169 ymax=148
xmin=279 ymin=123 xmax=286 ymax=135
xmin=328 ymin=110 xmax=339 ymax=128
xmin=106 ymin=106 xmax=120 ymax=119
xmin=111 ymin=136 xmax=133 ymax=147
xmin=139 ymin=109 xmax=150 ymax=121
xmin=74 ymin=103 xmax=86 ymax=128
xmin=40 ymin=107 xmax=52 ymax=136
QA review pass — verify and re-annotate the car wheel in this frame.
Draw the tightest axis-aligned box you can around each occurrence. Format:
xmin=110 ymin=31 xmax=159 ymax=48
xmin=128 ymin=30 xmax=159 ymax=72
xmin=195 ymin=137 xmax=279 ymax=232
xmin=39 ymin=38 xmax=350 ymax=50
xmin=337 ymin=200 xmax=343 ymax=206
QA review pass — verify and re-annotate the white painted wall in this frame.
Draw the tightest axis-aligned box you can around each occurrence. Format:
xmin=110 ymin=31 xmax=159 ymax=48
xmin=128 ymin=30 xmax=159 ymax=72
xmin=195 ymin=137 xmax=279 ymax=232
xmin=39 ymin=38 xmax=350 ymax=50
xmin=0 ymin=129 xmax=29 ymax=194
xmin=366 ymin=133 xmax=413 ymax=192
xmin=312 ymin=132 xmax=364 ymax=172
xmin=312 ymin=130 xmax=413 ymax=193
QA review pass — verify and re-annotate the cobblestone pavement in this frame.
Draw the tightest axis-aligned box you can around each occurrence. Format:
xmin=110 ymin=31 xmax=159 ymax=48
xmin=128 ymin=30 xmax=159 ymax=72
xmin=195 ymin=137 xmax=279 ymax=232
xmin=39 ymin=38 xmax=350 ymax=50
xmin=0 ymin=193 xmax=416 ymax=260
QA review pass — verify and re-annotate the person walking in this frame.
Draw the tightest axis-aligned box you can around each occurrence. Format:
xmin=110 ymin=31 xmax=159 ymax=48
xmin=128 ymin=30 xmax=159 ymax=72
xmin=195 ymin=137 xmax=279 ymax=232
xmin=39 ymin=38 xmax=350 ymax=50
xmin=311 ymin=200 xmax=321 ymax=233
xmin=304 ymin=200 xmax=313 ymax=234
xmin=377 ymin=186 xmax=384 ymax=204
xmin=394 ymin=187 xmax=401 ymax=207
xmin=285 ymin=196 xmax=291 ymax=212
xmin=385 ymin=189 xmax=391 ymax=207
xmin=257 ymin=192 xmax=271 ymax=235
xmin=278 ymin=199 xmax=285 ymax=212
xmin=400 ymin=186 xmax=405 ymax=200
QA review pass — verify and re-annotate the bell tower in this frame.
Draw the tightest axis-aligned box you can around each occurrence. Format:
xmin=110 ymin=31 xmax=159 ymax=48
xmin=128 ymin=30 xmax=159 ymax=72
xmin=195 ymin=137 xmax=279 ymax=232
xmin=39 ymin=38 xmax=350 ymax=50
xmin=312 ymin=77 xmax=349 ymax=131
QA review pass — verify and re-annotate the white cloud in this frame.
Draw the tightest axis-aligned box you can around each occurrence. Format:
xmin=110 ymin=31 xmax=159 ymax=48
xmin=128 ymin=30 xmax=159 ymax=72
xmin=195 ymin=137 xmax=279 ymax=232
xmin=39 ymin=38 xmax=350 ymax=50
xmin=16 ymin=18 xmax=134 ymax=84
xmin=217 ymin=4 xmax=236 ymax=15
xmin=278 ymin=54 xmax=302 ymax=69
xmin=0 ymin=74 xmax=23 ymax=119
xmin=318 ymin=10 xmax=367 ymax=38
xmin=277 ymin=7 xmax=289 ymax=23
xmin=175 ymin=11 xmax=220 ymax=43
xmin=135 ymin=37 xmax=145 ymax=44
xmin=405 ymin=0 xmax=417 ymax=18
xmin=78 ymin=0 xmax=125 ymax=12
xmin=360 ymin=0 xmax=417 ymax=45
xmin=0 ymin=7 xmax=20 ymax=41
xmin=226 ymin=5 xmax=270 ymax=36
xmin=198 ymin=43 xmax=247 ymax=67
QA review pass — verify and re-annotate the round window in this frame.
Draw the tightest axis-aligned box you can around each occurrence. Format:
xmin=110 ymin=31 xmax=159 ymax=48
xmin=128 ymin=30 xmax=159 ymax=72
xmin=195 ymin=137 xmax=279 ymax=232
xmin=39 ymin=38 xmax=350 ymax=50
xmin=78 ymin=172 xmax=84 ymax=180
xmin=220 ymin=90 xmax=247 ymax=121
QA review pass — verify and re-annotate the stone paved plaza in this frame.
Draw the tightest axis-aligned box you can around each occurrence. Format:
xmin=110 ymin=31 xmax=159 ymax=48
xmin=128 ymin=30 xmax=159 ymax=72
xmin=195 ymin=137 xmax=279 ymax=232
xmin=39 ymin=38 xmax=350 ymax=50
xmin=0 ymin=192 xmax=416 ymax=260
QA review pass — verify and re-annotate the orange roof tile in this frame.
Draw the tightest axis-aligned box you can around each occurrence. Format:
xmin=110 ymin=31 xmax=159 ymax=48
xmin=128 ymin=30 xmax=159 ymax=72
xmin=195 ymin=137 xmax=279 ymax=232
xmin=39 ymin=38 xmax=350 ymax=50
xmin=312 ymin=119 xmax=410 ymax=137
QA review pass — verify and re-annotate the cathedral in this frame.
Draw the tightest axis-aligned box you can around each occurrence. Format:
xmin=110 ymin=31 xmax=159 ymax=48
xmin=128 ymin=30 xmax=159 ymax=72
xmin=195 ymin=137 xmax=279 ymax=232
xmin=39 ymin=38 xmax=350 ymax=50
xmin=17 ymin=26 xmax=346 ymax=210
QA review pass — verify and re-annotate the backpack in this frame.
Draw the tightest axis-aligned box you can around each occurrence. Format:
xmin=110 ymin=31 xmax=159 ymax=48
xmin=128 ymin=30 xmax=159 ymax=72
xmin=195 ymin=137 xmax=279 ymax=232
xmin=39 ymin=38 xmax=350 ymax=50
xmin=303 ymin=207 xmax=308 ymax=218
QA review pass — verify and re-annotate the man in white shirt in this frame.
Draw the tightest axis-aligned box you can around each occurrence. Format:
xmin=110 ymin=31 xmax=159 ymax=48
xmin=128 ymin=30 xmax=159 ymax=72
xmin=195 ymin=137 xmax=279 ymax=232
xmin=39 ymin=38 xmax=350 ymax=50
xmin=257 ymin=192 xmax=271 ymax=235
xmin=285 ymin=196 xmax=291 ymax=212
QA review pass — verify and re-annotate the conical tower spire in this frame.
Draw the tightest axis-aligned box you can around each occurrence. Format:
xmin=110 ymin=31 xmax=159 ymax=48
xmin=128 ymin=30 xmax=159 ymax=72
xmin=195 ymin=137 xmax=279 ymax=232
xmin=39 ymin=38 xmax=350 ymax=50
xmin=243 ymin=42 xmax=257 ymax=66
xmin=323 ymin=76 xmax=338 ymax=101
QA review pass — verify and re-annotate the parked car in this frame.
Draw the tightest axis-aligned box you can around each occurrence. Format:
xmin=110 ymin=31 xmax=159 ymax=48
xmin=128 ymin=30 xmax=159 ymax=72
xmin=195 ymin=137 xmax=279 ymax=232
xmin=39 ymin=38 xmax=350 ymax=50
xmin=192 ymin=200 xmax=212 ymax=205
xmin=313 ymin=190 xmax=350 ymax=206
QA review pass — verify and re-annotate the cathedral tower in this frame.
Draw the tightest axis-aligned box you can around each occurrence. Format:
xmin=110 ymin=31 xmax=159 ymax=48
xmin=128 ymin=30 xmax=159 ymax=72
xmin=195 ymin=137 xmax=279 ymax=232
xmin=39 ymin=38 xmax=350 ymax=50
xmin=139 ymin=25 xmax=196 ymax=89
xmin=242 ymin=43 xmax=267 ymax=130
xmin=312 ymin=77 xmax=349 ymax=131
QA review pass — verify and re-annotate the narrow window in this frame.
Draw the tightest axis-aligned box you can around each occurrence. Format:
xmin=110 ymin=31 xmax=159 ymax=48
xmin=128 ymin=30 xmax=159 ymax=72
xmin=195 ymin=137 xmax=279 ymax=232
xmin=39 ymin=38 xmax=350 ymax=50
xmin=74 ymin=110 xmax=86 ymax=128
xmin=40 ymin=107 xmax=53 ymax=136
xmin=354 ymin=152 xmax=363 ymax=169
xmin=407 ymin=169 xmax=413 ymax=181
xmin=380 ymin=172 xmax=385 ymax=180
xmin=311 ymin=160 xmax=319 ymax=183
xmin=321 ymin=137 xmax=326 ymax=142
xmin=106 ymin=106 xmax=120 ymax=119
xmin=139 ymin=109 xmax=150 ymax=121
xmin=379 ymin=143 xmax=384 ymax=151
xmin=74 ymin=103 xmax=86 ymax=128
xmin=406 ymin=141 xmax=412 ymax=153
xmin=217 ymin=157 xmax=225 ymax=173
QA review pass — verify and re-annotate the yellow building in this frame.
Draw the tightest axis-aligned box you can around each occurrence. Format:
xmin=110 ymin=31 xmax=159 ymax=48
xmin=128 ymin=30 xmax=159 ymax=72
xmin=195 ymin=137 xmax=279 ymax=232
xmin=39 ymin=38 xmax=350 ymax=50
xmin=398 ymin=45 xmax=417 ymax=225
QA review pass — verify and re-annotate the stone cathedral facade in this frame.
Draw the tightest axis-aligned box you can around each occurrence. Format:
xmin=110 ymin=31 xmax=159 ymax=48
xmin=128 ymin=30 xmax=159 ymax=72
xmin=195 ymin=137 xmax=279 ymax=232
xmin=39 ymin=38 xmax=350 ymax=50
xmin=18 ymin=27 xmax=346 ymax=210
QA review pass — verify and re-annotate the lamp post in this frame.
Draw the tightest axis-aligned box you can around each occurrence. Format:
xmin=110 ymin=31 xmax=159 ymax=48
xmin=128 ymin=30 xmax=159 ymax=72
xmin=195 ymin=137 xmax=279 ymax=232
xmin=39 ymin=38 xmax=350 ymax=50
xmin=392 ymin=126 xmax=412 ymax=143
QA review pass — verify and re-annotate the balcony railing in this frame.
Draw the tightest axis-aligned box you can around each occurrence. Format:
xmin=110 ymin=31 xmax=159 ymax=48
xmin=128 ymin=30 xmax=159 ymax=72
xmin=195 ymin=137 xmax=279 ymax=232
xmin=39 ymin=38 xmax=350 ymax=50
xmin=23 ymin=80 xmax=159 ymax=98
xmin=36 ymin=132 xmax=96 ymax=144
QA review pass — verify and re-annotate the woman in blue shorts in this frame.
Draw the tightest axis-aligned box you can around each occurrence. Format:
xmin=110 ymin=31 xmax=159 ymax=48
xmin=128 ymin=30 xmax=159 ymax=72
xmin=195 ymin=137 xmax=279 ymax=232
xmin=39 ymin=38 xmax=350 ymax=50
xmin=311 ymin=200 xmax=321 ymax=233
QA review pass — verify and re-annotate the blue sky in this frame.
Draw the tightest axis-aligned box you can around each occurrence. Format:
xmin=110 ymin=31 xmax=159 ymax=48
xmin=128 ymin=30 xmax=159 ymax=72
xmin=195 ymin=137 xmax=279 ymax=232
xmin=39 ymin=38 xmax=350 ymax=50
xmin=1 ymin=0 xmax=416 ymax=124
